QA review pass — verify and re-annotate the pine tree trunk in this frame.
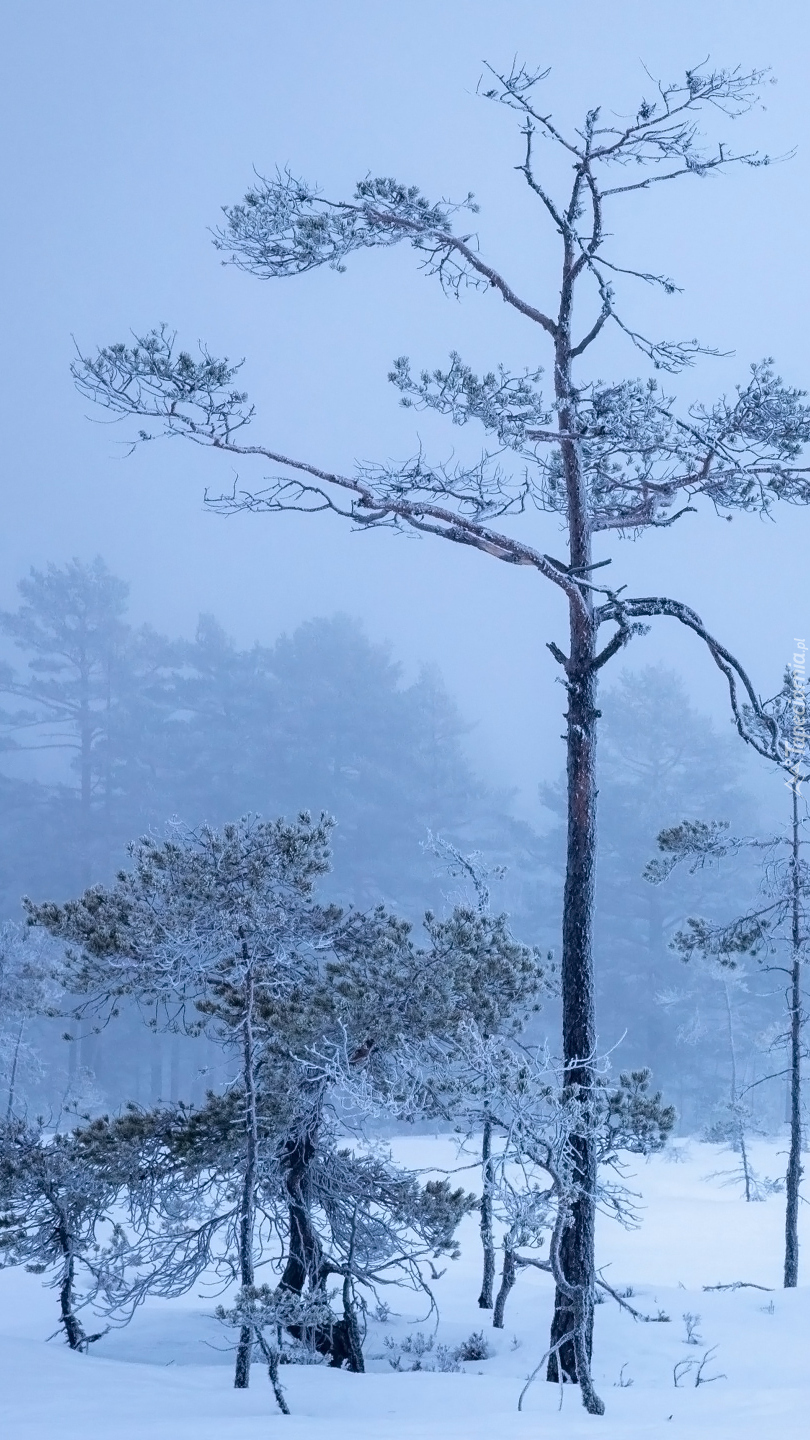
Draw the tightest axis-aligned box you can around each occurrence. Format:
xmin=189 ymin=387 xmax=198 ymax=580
xmin=546 ymin=618 xmax=599 ymax=1385
xmin=477 ymin=1113 xmax=496 ymax=1309
xmin=544 ymin=309 xmax=600 ymax=1402
xmin=340 ymin=1272 xmax=365 ymax=1373
xmin=235 ymin=965 xmax=258 ymax=1388
xmin=56 ymin=1212 xmax=86 ymax=1351
xmin=278 ymin=1109 xmax=362 ymax=1369
xmin=493 ymin=1244 xmax=517 ymax=1329
xmin=279 ymin=1124 xmax=322 ymax=1296
xmin=784 ymin=787 xmax=803 ymax=1287
xmin=255 ymin=1332 xmax=290 ymax=1415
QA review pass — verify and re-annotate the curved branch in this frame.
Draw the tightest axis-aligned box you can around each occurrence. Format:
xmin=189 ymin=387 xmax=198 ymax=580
xmin=570 ymin=299 xmax=611 ymax=359
xmin=595 ymin=594 xmax=782 ymax=763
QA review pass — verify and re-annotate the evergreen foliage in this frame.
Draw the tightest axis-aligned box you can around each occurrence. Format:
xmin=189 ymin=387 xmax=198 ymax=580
xmin=27 ymin=813 xmax=546 ymax=1384
xmin=0 ymin=1118 xmax=131 ymax=1351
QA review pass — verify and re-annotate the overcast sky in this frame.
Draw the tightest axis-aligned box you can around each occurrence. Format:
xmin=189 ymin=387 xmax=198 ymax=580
xmin=1 ymin=0 xmax=808 ymax=816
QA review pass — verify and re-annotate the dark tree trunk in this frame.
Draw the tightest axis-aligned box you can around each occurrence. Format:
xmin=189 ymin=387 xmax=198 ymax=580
xmin=56 ymin=1214 xmax=86 ymax=1352
xmin=59 ymin=1255 xmax=85 ymax=1351
xmin=477 ymin=1114 xmax=496 ymax=1309
xmin=279 ymin=1126 xmax=322 ymax=1296
xmin=493 ymin=1244 xmax=517 ymax=1329
xmin=539 ymin=289 xmax=596 ymax=1393
xmin=545 ymin=313 xmax=600 ymax=1396
xmin=547 ymin=616 xmax=599 ymax=1384
xmin=784 ymin=786 xmax=803 ymax=1287
xmin=340 ymin=1272 xmax=365 ymax=1373
xmin=234 ymin=967 xmax=258 ymax=1389
xmin=326 ymin=1314 xmax=364 ymax=1370
xmin=279 ymin=1118 xmax=363 ymax=1371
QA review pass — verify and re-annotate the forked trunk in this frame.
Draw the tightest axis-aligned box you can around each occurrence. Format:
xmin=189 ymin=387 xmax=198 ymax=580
xmin=279 ymin=1114 xmax=362 ymax=1370
xmin=279 ymin=1124 xmax=323 ymax=1296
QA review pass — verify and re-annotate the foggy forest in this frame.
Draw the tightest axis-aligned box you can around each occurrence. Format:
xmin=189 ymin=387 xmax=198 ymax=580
xmin=1 ymin=4 xmax=810 ymax=1438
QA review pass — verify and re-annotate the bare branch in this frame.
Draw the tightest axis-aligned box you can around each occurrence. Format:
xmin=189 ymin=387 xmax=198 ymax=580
xmin=596 ymin=593 xmax=783 ymax=763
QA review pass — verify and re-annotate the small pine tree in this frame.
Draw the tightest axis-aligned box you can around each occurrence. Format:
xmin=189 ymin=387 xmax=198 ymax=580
xmin=0 ymin=1119 xmax=128 ymax=1349
xmin=28 ymin=812 xmax=546 ymax=1383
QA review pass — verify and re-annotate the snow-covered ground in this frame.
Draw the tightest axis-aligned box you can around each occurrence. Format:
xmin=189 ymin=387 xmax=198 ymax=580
xmin=1 ymin=1135 xmax=808 ymax=1438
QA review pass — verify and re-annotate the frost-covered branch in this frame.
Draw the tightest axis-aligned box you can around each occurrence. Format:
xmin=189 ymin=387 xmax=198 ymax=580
xmin=594 ymin=595 xmax=787 ymax=764
xmin=214 ymin=172 xmax=558 ymax=330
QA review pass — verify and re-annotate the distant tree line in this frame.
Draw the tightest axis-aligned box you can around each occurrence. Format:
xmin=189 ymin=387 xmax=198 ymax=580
xmin=0 ymin=558 xmax=532 ymax=916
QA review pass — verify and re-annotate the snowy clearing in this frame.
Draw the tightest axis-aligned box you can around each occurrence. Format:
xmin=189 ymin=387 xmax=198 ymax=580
xmin=0 ymin=1134 xmax=807 ymax=1438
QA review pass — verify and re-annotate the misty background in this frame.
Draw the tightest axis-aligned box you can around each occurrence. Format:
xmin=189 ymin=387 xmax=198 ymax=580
xmin=0 ymin=0 xmax=808 ymax=1127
